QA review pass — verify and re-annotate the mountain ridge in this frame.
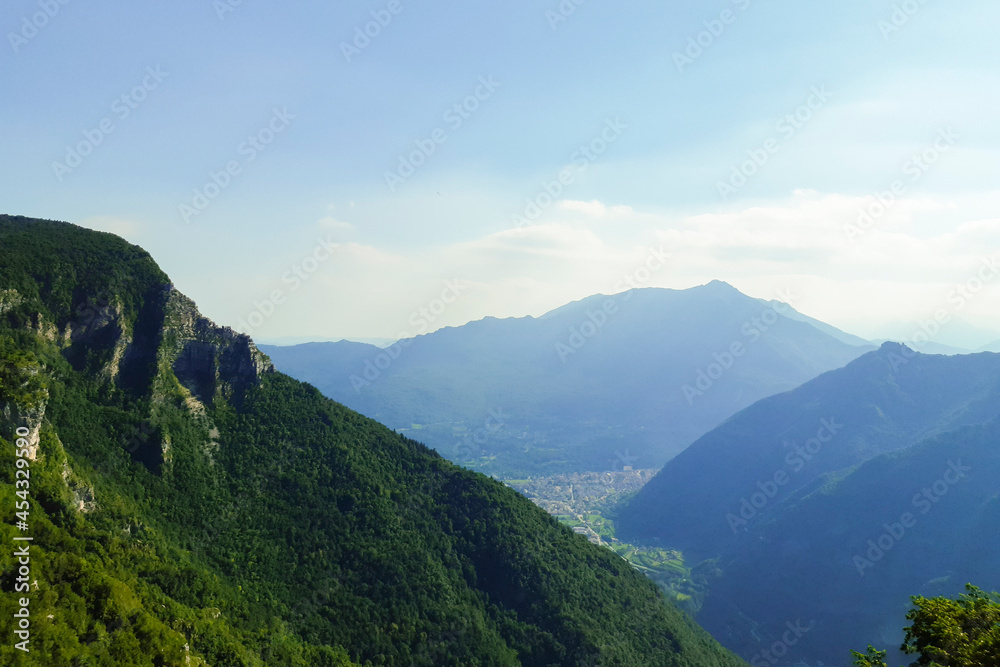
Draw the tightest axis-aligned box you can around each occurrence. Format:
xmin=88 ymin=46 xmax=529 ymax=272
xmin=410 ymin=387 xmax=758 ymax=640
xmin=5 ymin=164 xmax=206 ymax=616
xmin=0 ymin=214 xmax=745 ymax=666
xmin=618 ymin=342 xmax=1000 ymax=554
xmin=617 ymin=341 xmax=1000 ymax=665
xmin=262 ymin=282 xmax=874 ymax=476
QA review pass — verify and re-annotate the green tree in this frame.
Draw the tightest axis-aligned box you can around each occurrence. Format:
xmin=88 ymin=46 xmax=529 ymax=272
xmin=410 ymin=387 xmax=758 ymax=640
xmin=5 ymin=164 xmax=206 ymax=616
xmin=851 ymin=645 xmax=888 ymax=667
xmin=852 ymin=584 xmax=1000 ymax=667
xmin=902 ymin=584 xmax=1000 ymax=666
xmin=1 ymin=215 xmax=747 ymax=666
xmin=0 ymin=335 xmax=46 ymax=407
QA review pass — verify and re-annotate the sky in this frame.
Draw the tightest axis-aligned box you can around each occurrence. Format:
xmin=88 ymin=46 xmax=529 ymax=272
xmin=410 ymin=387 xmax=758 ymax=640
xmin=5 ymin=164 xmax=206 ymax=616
xmin=2 ymin=0 xmax=1000 ymax=349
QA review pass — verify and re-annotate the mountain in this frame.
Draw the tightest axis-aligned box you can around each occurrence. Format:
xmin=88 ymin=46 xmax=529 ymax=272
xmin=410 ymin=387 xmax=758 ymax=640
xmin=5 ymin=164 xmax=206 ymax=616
xmin=255 ymin=336 xmax=399 ymax=348
xmin=870 ymin=338 xmax=973 ymax=355
xmin=261 ymin=282 xmax=874 ymax=477
xmin=759 ymin=299 xmax=870 ymax=347
xmin=980 ymin=338 xmax=1000 ymax=353
xmin=873 ymin=318 xmax=1000 ymax=354
xmin=697 ymin=420 xmax=1000 ymax=666
xmin=618 ymin=343 xmax=1000 ymax=665
xmin=0 ymin=215 xmax=745 ymax=666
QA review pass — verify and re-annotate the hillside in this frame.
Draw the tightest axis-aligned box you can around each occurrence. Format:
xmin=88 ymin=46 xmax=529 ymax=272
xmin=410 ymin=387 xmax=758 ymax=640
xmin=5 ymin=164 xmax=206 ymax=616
xmin=618 ymin=343 xmax=1000 ymax=665
xmin=262 ymin=283 xmax=872 ymax=477
xmin=696 ymin=420 xmax=1000 ymax=666
xmin=0 ymin=215 xmax=745 ymax=666
xmin=618 ymin=343 xmax=1000 ymax=556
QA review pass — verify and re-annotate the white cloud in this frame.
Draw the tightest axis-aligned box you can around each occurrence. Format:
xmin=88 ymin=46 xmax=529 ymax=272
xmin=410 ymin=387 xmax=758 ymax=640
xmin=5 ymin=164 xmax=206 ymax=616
xmin=210 ymin=189 xmax=1000 ymax=342
xmin=559 ymin=199 xmax=634 ymax=218
xmin=317 ymin=215 xmax=353 ymax=230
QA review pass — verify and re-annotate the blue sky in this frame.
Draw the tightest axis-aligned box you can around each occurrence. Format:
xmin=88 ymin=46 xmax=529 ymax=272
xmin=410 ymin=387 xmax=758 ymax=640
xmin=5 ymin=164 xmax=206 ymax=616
xmin=3 ymin=0 xmax=1000 ymax=348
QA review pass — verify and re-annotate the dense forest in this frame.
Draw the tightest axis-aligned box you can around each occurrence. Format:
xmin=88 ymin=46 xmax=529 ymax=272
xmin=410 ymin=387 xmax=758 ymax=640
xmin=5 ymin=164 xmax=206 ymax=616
xmin=0 ymin=215 xmax=745 ymax=665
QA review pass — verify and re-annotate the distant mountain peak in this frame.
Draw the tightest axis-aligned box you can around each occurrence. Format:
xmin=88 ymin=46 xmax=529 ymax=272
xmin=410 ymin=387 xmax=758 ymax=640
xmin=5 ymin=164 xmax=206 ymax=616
xmin=692 ymin=280 xmax=741 ymax=296
xmin=878 ymin=340 xmax=916 ymax=355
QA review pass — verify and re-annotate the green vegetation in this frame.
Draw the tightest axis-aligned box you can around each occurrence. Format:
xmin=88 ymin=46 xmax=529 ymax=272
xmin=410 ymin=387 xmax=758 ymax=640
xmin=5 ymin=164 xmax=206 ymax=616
xmin=0 ymin=216 xmax=746 ymax=665
xmin=852 ymin=585 xmax=1000 ymax=666
xmin=0 ymin=337 xmax=46 ymax=410
xmin=604 ymin=544 xmax=710 ymax=613
xmin=852 ymin=645 xmax=889 ymax=667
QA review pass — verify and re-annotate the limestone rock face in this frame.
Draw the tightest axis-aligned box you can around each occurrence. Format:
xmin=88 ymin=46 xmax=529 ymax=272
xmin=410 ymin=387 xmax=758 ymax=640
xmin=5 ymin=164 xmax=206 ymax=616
xmin=68 ymin=293 xmax=122 ymax=344
xmin=61 ymin=460 xmax=97 ymax=513
xmin=3 ymin=280 xmax=272 ymax=474
xmin=0 ymin=288 xmax=23 ymax=316
xmin=161 ymin=286 xmax=273 ymax=406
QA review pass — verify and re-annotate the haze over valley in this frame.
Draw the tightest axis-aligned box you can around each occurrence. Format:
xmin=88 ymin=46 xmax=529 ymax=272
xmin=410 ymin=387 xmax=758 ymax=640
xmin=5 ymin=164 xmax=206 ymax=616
xmin=3 ymin=1 xmax=1000 ymax=665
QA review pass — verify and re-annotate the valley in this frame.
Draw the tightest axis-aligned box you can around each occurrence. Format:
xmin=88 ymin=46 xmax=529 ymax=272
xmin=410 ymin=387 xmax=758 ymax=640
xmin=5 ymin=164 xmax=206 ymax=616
xmin=262 ymin=284 xmax=1000 ymax=666
xmin=5 ymin=4 xmax=997 ymax=665
xmin=3 ymin=216 xmax=999 ymax=666
xmin=0 ymin=216 xmax=747 ymax=666
xmin=504 ymin=470 xmax=711 ymax=614
xmin=261 ymin=282 xmax=873 ymax=478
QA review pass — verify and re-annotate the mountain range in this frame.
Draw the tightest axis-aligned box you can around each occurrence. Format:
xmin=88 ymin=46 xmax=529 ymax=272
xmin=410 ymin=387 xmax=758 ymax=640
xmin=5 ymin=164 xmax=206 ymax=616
xmin=0 ymin=215 xmax=745 ymax=666
xmin=262 ymin=283 xmax=874 ymax=477
xmin=6 ymin=214 xmax=997 ymax=666
xmin=618 ymin=342 xmax=1000 ymax=665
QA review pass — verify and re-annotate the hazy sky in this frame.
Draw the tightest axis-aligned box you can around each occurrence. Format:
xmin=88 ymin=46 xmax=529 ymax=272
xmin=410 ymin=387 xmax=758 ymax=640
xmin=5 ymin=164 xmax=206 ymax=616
xmin=3 ymin=0 xmax=999 ymax=347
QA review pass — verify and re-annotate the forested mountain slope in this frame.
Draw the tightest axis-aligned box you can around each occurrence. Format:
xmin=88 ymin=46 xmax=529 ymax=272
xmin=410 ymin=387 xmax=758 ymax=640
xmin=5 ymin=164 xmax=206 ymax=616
xmin=0 ymin=215 xmax=745 ymax=666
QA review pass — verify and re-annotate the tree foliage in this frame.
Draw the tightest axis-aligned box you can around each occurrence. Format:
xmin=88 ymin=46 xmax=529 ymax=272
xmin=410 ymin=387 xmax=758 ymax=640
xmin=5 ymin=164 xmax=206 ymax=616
xmin=852 ymin=585 xmax=1000 ymax=667
xmin=0 ymin=216 xmax=747 ymax=665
